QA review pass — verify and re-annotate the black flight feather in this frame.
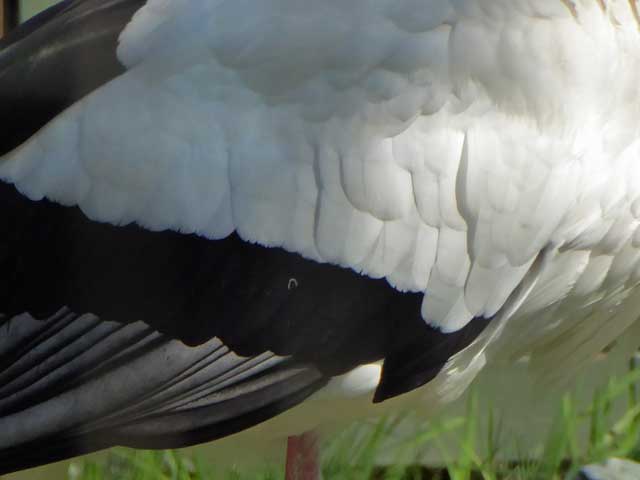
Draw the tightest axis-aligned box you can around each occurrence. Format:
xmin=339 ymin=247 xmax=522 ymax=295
xmin=0 ymin=311 xmax=326 ymax=474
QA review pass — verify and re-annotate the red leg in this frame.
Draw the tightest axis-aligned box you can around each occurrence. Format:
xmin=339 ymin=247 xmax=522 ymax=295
xmin=285 ymin=431 xmax=320 ymax=480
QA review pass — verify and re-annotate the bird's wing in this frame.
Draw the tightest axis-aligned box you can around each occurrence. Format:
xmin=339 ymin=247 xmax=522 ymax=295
xmin=3 ymin=0 xmax=640 ymax=470
xmin=4 ymin=0 xmax=640 ymax=395
xmin=0 ymin=310 xmax=326 ymax=474
xmin=0 ymin=172 xmax=489 ymax=473
xmin=0 ymin=172 xmax=489 ymax=400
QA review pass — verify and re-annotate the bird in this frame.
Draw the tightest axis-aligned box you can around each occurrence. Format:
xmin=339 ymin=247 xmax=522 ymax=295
xmin=2 ymin=0 xmax=640 ymax=477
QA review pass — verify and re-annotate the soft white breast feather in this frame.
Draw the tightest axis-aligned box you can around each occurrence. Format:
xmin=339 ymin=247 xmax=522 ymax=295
xmin=3 ymin=0 xmax=640 ymax=339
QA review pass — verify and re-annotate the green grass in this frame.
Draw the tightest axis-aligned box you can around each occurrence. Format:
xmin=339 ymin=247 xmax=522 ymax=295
xmin=67 ymin=360 xmax=640 ymax=480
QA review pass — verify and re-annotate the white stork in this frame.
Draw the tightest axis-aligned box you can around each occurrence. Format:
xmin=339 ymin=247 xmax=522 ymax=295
xmin=2 ymin=0 xmax=640 ymax=478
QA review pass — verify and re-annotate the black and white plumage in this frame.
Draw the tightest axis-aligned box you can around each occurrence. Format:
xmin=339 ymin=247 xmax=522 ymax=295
xmin=2 ymin=0 xmax=640 ymax=475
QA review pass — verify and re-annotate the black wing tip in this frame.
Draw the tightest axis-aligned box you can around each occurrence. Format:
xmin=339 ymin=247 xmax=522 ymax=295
xmin=372 ymin=369 xmax=441 ymax=404
xmin=372 ymin=316 xmax=493 ymax=404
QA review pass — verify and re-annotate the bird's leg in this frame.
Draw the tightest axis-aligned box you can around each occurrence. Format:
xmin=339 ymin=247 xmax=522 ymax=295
xmin=285 ymin=431 xmax=321 ymax=480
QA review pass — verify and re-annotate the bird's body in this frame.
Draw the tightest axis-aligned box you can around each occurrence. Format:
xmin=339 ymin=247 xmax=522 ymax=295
xmin=2 ymin=0 xmax=640 ymax=475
